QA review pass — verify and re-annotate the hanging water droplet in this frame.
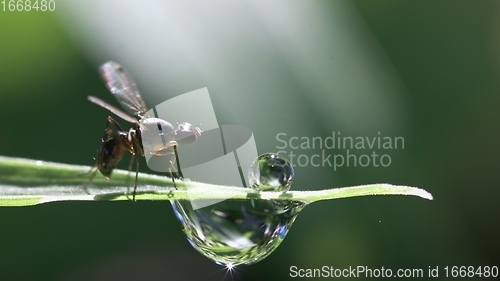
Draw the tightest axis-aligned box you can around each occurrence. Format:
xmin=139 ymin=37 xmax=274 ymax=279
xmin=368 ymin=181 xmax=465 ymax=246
xmin=171 ymin=199 xmax=306 ymax=266
xmin=248 ymin=153 xmax=295 ymax=192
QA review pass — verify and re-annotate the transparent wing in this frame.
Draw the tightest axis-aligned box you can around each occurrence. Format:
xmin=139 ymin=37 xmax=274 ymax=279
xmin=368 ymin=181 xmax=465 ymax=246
xmin=99 ymin=61 xmax=148 ymax=118
xmin=88 ymin=96 xmax=139 ymax=124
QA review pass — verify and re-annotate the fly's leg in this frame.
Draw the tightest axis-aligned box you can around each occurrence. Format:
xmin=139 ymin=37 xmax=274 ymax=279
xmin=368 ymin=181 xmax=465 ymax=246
xmin=173 ymin=145 xmax=183 ymax=179
xmin=166 ymin=150 xmax=178 ymax=190
xmin=129 ymin=130 xmax=144 ymax=201
xmin=81 ymin=150 xmax=101 ymax=194
xmin=126 ymin=155 xmax=134 ymax=194
xmin=82 ymin=166 xmax=98 ymax=194
xmin=132 ymin=154 xmax=140 ymax=201
xmin=169 ymin=167 xmax=177 ymax=190
xmin=165 ymin=144 xmax=182 ymax=190
xmin=126 ymin=155 xmax=141 ymax=201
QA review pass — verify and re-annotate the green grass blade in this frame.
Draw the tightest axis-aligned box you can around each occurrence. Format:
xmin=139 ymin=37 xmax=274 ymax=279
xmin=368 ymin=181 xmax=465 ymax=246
xmin=0 ymin=156 xmax=433 ymax=206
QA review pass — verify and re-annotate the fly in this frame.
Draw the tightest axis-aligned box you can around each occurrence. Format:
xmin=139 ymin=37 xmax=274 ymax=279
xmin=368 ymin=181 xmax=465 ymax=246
xmin=85 ymin=61 xmax=201 ymax=200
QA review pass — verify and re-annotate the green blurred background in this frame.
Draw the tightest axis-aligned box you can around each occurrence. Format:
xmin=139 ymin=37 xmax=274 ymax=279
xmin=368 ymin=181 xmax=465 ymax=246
xmin=0 ymin=0 xmax=498 ymax=280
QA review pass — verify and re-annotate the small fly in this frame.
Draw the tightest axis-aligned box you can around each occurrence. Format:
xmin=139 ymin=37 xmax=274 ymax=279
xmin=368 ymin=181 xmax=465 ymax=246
xmin=85 ymin=61 xmax=201 ymax=200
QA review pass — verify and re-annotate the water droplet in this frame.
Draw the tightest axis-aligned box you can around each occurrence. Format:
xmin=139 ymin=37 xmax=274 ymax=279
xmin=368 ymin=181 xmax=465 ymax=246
xmin=248 ymin=153 xmax=294 ymax=192
xmin=171 ymin=199 xmax=305 ymax=266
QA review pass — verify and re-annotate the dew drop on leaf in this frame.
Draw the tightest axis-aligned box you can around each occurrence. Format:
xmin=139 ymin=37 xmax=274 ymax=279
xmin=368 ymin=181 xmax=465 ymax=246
xmin=171 ymin=199 xmax=305 ymax=266
xmin=248 ymin=153 xmax=295 ymax=192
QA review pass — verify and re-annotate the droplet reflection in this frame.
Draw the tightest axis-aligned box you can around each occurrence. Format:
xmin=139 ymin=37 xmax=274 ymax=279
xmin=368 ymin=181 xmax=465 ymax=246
xmin=248 ymin=153 xmax=295 ymax=192
xmin=171 ymin=199 xmax=305 ymax=266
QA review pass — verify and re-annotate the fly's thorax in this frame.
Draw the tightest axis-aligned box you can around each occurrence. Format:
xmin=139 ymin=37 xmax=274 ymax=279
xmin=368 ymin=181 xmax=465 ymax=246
xmin=139 ymin=117 xmax=176 ymax=155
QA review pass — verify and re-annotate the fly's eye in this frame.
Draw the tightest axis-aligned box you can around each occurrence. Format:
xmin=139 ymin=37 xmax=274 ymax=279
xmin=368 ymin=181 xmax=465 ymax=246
xmin=175 ymin=122 xmax=201 ymax=146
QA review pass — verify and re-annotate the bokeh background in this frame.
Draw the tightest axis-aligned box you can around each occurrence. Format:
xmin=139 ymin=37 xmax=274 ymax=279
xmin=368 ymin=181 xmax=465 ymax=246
xmin=0 ymin=0 xmax=499 ymax=280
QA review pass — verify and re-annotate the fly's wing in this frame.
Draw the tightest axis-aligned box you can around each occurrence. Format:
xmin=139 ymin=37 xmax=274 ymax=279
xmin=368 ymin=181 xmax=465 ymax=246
xmin=99 ymin=61 xmax=148 ymax=118
xmin=88 ymin=96 xmax=139 ymax=124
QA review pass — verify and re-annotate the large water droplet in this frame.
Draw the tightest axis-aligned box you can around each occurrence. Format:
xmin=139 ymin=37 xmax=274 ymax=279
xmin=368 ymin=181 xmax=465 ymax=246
xmin=248 ymin=153 xmax=295 ymax=192
xmin=171 ymin=199 xmax=305 ymax=266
